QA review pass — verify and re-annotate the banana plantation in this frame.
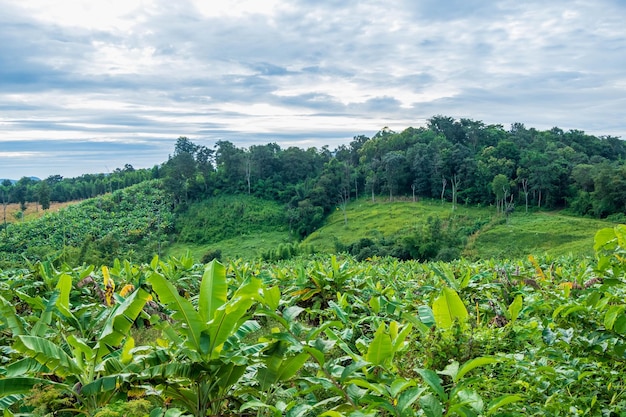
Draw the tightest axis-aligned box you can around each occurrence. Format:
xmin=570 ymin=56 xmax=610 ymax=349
xmin=2 ymin=225 xmax=626 ymax=416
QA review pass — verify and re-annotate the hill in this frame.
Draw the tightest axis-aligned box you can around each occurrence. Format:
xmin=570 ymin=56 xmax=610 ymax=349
xmin=166 ymin=195 xmax=294 ymax=261
xmin=0 ymin=183 xmax=616 ymax=268
xmin=0 ymin=180 xmax=173 ymax=268
xmin=303 ymin=197 xmax=615 ymax=260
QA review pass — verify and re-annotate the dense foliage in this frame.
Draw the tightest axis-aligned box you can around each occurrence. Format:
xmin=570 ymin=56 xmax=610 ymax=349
xmin=1 ymin=225 xmax=626 ymax=416
xmin=176 ymin=195 xmax=288 ymax=244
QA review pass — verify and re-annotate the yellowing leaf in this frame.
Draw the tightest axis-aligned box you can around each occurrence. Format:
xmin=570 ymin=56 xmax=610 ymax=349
xmin=119 ymin=284 xmax=135 ymax=297
xmin=432 ymin=287 xmax=468 ymax=330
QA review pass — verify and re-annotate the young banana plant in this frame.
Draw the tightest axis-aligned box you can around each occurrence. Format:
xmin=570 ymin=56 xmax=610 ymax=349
xmin=141 ymin=259 xmax=272 ymax=417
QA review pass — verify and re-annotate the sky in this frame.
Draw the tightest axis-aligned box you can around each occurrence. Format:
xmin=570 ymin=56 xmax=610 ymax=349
xmin=1 ymin=0 xmax=625 ymax=180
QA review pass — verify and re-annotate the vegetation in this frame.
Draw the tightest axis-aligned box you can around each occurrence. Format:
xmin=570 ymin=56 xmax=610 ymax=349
xmin=0 ymin=181 xmax=173 ymax=267
xmin=1 ymin=115 xmax=626 ymax=414
xmin=1 ymin=226 xmax=626 ymax=415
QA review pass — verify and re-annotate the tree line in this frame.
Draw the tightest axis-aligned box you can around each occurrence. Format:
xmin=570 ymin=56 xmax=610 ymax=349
xmin=4 ymin=115 xmax=625 ymax=237
xmin=159 ymin=116 xmax=626 ymax=236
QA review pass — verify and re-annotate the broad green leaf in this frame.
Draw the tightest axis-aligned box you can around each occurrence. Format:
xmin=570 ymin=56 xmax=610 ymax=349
xmin=392 ymin=322 xmax=412 ymax=353
xmin=286 ymin=403 xmax=313 ymax=417
xmin=369 ymin=296 xmax=381 ymax=314
xmin=431 ymin=264 xmax=458 ymax=290
xmin=432 ymin=287 xmax=468 ymax=330
xmin=389 ymin=378 xmax=416 ymax=398
xmin=303 ymin=346 xmax=325 ymax=367
xmin=614 ymin=313 xmax=626 ymax=334
xmin=417 ymin=305 xmax=435 ymax=328
xmin=594 ymin=227 xmax=616 ymax=253
xmin=604 ymin=305 xmax=625 ymax=330
xmin=3 ymin=358 xmax=44 ymax=377
xmin=0 ymin=377 xmax=55 ymax=396
xmin=419 ymin=394 xmax=443 ymax=417
xmin=439 ymin=360 xmax=459 ymax=379
xmin=365 ymin=323 xmax=392 ymax=366
xmin=80 ymin=376 xmax=120 ymax=396
xmin=208 ymin=279 xmax=262 ymax=358
xmin=415 ymin=368 xmax=445 ymax=400
xmin=149 ymin=272 xmax=204 ymax=352
xmin=96 ymin=288 xmax=151 ymax=360
xmin=14 ymin=335 xmax=83 ymax=377
xmin=55 ymin=273 xmax=73 ymax=318
xmin=486 ymin=394 xmax=523 ymax=415
xmin=507 ymin=295 xmax=523 ymax=324
xmin=0 ymin=295 xmax=24 ymax=336
xmin=397 ymin=387 xmax=426 ymax=413
xmin=454 ymin=356 xmax=500 ymax=383
xmin=275 ymin=353 xmax=309 ymax=382
xmin=240 ymin=401 xmax=281 ymax=417
xmin=31 ymin=292 xmax=59 ymax=337
xmin=319 ymin=412 xmax=344 ymax=417
xmin=66 ymin=334 xmax=94 ymax=369
xmin=198 ymin=260 xmax=227 ymax=323
xmin=329 ymin=300 xmax=349 ymax=323
xmin=454 ymin=389 xmax=483 ymax=413
xmin=1 ymin=395 xmax=23 ymax=412
xmin=283 ymin=305 xmax=305 ymax=322
xmin=121 ymin=336 xmax=135 ymax=365
xmin=264 ymin=286 xmax=281 ymax=311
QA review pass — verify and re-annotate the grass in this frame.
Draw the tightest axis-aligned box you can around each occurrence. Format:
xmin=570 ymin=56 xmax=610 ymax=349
xmin=165 ymin=230 xmax=294 ymax=262
xmin=467 ymin=211 xmax=615 ymax=259
xmin=304 ymin=197 xmax=493 ymax=252
xmin=2 ymin=201 xmax=79 ymax=223
xmin=303 ymin=197 xmax=616 ymax=259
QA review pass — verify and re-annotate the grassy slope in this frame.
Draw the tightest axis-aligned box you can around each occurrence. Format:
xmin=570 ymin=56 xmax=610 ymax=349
xmin=166 ymin=231 xmax=293 ymax=261
xmin=304 ymin=197 xmax=616 ymax=259
xmin=166 ymin=195 xmax=294 ymax=261
xmin=466 ymin=211 xmax=614 ymax=259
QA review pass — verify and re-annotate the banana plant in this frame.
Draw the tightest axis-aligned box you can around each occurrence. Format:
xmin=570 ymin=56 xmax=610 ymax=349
xmin=0 ymin=275 xmax=151 ymax=416
xmin=141 ymin=259 xmax=272 ymax=417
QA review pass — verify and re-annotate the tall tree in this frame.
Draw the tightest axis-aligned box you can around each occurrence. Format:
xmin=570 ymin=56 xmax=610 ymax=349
xmin=1 ymin=179 xmax=12 ymax=236
xmin=382 ymin=151 xmax=407 ymax=202
xmin=37 ymin=180 xmax=51 ymax=210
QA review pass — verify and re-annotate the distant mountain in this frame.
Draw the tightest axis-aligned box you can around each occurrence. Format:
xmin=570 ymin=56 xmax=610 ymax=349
xmin=0 ymin=177 xmax=41 ymax=184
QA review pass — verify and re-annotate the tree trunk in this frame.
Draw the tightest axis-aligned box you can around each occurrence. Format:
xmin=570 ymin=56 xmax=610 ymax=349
xmin=441 ymin=177 xmax=447 ymax=204
xmin=451 ymin=175 xmax=461 ymax=211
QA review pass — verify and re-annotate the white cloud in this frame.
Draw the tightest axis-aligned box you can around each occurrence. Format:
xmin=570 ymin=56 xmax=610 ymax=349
xmin=0 ymin=0 xmax=625 ymax=178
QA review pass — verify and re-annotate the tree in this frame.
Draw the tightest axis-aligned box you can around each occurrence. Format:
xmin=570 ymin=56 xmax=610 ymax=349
xmin=13 ymin=177 xmax=33 ymax=211
xmin=491 ymin=174 xmax=510 ymax=214
xmin=382 ymin=151 xmax=407 ymax=202
xmin=37 ymin=180 xmax=51 ymax=210
xmin=1 ymin=179 xmax=12 ymax=236
xmin=519 ymin=176 xmax=529 ymax=213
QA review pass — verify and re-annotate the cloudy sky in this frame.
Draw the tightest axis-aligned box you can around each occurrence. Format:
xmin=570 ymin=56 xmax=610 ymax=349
xmin=1 ymin=0 xmax=625 ymax=179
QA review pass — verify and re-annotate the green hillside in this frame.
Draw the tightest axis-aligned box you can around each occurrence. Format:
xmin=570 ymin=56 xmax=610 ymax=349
xmin=303 ymin=197 xmax=615 ymax=260
xmin=166 ymin=195 xmax=294 ymax=261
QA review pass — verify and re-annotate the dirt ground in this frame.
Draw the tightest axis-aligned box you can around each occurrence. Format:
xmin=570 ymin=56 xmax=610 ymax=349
xmin=1 ymin=201 xmax=78 ymax=224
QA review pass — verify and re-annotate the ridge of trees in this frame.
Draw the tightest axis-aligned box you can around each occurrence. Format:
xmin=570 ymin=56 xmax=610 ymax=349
xmin=158 ymin=116 xmax=626 ymax=237
xmin=3 ymin=115 xmax=626 ymax=240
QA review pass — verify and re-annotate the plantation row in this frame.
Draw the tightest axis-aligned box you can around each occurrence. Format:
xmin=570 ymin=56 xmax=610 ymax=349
xmin=1 ymin=225 xmax=626 ymax=416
